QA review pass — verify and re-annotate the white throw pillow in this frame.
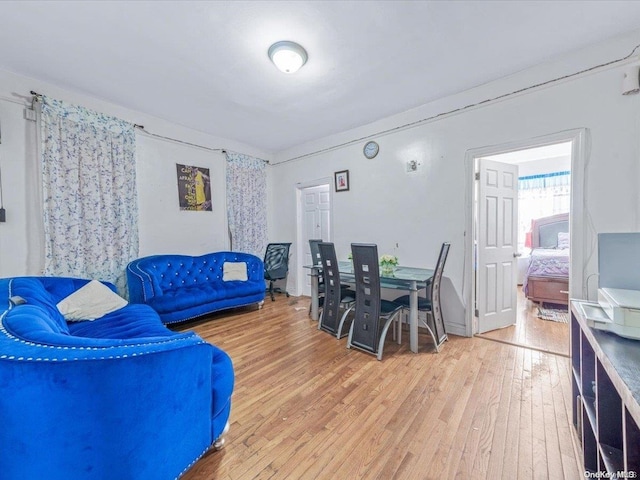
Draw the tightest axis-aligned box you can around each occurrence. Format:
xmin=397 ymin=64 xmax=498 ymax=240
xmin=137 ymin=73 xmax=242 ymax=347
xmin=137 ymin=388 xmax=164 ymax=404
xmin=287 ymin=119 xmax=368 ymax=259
xmin=56 ymin=280 xmax=128 ymax=321
xmin=557 ymin=231 xmax=570 ymax=249
xmin=223 ymin=262 xmax=248 ymax=281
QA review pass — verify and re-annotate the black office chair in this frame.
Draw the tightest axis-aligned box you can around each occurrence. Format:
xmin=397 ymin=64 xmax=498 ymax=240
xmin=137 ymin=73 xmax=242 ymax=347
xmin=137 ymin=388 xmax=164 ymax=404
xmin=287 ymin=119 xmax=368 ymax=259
xmin=264 ymin=242 xmax=292 ymax=301
xmin=347 ymin=243 xmax=403 ymax=360
xmin=393 ymin=242 xmax=450 ymax=352
xmin=317 ymin=242 xmax=355 ymax=337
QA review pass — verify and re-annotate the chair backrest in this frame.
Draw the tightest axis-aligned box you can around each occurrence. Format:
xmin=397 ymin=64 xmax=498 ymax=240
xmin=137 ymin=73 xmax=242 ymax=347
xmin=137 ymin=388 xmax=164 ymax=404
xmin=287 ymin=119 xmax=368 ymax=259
xmin=309 ymin=239 xmax=323 ymax=266
xmin=318 ymin=242 xmax=342 ymax=334
xmin=264 ymin=243 xmax=292 ymax=280
xmin=428 ymin=242 xmax=451 ymax=341
xmin=350 ymin=243 xmax=382 ymax=352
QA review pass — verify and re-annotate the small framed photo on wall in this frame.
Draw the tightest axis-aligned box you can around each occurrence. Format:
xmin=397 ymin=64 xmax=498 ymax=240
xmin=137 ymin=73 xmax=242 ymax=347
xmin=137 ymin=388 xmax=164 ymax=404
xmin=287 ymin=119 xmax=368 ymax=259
xmin=334 ymin=170 xmax=350 ymax=192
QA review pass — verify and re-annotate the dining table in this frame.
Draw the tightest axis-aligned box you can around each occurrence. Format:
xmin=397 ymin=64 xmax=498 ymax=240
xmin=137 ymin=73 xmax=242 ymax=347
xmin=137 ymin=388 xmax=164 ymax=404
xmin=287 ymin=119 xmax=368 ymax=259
xmin=305 ymin=261 xmax=434 ymax=354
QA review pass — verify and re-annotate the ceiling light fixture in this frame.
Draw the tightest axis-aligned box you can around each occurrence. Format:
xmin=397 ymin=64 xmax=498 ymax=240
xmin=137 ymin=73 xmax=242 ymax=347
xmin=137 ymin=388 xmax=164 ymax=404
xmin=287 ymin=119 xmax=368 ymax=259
xmin=268 ymin=41 xmax=308 ymax=74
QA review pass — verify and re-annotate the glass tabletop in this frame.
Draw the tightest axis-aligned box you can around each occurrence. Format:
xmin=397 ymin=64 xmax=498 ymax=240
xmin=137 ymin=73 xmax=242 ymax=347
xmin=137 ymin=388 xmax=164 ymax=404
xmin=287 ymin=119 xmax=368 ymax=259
xmin=337 ymin=261 xmax=433 ymax=288
xmin=304 ymin=261 xmax=433 ymax=287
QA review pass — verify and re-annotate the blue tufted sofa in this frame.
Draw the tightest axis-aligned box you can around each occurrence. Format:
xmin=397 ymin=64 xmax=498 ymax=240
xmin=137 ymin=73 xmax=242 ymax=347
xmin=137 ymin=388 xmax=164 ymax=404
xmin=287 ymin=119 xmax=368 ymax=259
xmin=127 ymin=251 xmax=265 ymax=324
xmin=0 ymin=276 xmax=234 ymax=480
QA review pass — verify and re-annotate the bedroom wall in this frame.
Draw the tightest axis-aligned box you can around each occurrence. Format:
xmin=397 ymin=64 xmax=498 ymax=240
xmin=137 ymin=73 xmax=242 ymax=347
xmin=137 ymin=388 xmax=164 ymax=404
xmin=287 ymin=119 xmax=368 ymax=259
xmin=517 ymin=156 xmax=571 ymax=177
xmin=0 ymin=68 xmax=269 ymax=277
xmin=267 ymin=29 xmax=640 ymax=335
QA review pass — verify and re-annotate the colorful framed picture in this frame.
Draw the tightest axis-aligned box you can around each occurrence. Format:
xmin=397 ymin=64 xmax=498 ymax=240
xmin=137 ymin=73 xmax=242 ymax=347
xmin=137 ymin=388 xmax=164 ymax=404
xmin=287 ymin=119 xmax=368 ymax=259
xmin=334 ymin=170 xmax=350 ymax=192
xmin=176 ymin=163 xmax=212 ymax=211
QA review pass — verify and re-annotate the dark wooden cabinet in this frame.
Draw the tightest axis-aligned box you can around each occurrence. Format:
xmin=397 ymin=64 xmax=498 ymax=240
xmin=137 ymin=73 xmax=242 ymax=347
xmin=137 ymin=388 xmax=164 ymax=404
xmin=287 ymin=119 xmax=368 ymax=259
xmin=571 ymin=301 xmax=640 ymax=477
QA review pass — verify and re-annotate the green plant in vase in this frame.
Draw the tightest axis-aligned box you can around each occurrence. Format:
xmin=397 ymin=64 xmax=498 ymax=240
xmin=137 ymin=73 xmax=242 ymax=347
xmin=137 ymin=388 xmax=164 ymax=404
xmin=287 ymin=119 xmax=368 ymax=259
xmin=379 ymin=254 xmax=398 ymax=275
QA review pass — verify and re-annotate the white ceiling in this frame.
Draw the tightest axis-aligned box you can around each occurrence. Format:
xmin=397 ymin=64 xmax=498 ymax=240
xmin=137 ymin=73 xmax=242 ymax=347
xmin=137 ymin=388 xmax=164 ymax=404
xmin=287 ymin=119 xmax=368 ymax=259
xmin=1 ymin=1 xmax=640 ymax=154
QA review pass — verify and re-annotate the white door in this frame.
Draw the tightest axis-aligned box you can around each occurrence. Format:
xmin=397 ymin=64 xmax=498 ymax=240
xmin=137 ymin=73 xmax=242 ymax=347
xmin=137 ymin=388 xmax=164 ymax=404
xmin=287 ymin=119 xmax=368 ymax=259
xmin=477 ymin=159 xmax=518 ymax=333
xmin=301 ymin=184 xmax=331 ymax=296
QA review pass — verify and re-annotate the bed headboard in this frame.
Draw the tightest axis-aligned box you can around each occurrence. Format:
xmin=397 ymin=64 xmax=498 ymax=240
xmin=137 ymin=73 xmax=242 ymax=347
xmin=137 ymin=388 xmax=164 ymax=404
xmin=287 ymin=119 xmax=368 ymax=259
xmin=532 ymin=213 xmax=569 ymax=249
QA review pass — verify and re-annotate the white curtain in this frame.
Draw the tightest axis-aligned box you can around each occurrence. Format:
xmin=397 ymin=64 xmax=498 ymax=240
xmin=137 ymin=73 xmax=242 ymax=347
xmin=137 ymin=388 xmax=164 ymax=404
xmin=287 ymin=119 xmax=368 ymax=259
xmin=40 ymin=96 xmax=138 ymax=291
xmin=225 ymin=152 xmax=267 ymax=257
xmin=519 ymin=171 xmax=570 ymax=249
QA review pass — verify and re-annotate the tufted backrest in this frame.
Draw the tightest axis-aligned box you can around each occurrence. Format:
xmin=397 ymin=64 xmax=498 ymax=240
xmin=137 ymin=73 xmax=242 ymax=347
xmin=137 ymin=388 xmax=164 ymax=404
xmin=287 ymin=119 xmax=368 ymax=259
xmin=5 ymin=277 xmax=70 ymax=334
xmin=128 ymin=252 xmax=264 ymax=298
xmin=2 ymin=277 xmax=121 ymax=335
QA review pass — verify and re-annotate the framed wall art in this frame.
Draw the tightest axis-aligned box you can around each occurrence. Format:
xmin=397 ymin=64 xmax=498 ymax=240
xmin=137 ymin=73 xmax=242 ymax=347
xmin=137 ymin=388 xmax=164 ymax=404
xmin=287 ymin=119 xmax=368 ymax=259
xmin=334 ymin=170 xmax=350 ymax=192
xmin=176 ymin=163 xmax=212 ymax=211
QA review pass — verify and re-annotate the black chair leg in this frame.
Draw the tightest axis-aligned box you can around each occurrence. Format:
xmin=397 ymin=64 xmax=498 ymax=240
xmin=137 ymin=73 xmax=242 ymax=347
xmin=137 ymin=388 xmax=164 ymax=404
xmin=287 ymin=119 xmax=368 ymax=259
xmin=269 ymin=281 xmax=275 ymax=301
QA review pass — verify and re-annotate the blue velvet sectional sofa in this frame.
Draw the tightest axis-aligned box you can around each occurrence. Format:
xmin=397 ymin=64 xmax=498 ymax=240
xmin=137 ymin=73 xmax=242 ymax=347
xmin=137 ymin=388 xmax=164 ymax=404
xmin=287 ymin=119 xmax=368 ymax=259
xmin=127 ymin=251 xmax=265 ymax=324
xmin=0 ymin=276 xmax=234 ymax=480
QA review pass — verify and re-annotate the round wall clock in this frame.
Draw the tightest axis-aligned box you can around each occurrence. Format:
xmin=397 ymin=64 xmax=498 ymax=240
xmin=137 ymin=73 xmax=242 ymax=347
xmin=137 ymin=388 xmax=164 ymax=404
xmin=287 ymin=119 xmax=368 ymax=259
xmin=363 ymin=141 xmax=379 ymax=159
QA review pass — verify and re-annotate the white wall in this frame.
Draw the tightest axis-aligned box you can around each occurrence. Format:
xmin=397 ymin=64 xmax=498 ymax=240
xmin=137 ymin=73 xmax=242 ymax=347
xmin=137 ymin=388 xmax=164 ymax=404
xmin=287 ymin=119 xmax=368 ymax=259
xmin=268 ymin=30 xmax=640 ymax=335
xmin=136 ymin=135 xmax=228 ymax=256
xmin=0 ymin=68 xmax=270 ymax=277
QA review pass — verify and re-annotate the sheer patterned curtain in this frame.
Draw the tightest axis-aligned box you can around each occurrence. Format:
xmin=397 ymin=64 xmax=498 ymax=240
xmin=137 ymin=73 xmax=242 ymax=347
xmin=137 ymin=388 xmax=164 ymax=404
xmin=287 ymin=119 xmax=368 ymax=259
xmin=225 ymin=152 xmax=267 ymax=257
xmin=519 ymin=171 xmax=571 ymax=249
xmin=40 ymin=96 xmax=138 ymax=291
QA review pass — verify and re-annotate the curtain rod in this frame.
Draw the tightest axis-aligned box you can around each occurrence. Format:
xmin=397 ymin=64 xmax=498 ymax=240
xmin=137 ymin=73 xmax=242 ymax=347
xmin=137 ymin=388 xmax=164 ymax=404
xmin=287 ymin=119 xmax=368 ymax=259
xmin=134 ymin=126 xmax=269 ymax=163
xmin=30 ymin=90 xmax=226 ymax=153
xmin=29 ymin=91 xmax=251 ymax=159
xmin=133 ymin=125 xmax=227 ymax=155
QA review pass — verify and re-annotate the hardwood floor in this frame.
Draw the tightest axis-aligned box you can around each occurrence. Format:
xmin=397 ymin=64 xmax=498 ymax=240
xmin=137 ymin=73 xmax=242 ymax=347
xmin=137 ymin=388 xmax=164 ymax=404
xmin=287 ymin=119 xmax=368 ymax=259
xmin=476 ymin=287 xmax=570 ymax=357
xmin=178 ymin=296 xmax=580 ymax=480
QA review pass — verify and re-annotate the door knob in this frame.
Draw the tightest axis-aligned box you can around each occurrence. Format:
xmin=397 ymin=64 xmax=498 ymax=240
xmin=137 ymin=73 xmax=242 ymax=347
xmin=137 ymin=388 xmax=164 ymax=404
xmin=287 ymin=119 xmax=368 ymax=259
xmin=513 ymin=252 xmax=522 ymax=258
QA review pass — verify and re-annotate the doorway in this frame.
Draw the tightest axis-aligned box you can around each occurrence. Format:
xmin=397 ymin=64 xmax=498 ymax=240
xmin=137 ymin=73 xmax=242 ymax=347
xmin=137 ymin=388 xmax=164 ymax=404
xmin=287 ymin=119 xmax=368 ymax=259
xmin=463 ymin=129 xmax=587 ymax=356
xmin=477 ymin=143 xmax=572 ymax=354
xmin=296 ymin=180 xmax=332 ymax=297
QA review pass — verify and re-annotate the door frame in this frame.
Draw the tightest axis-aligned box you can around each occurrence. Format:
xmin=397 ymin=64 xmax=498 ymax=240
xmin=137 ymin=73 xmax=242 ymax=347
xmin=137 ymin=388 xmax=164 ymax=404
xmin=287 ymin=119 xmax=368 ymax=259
xmin=463 ymin=128 xmax=588 ymax=336
xmin=295 ymin=177 xmax=333 ymax=297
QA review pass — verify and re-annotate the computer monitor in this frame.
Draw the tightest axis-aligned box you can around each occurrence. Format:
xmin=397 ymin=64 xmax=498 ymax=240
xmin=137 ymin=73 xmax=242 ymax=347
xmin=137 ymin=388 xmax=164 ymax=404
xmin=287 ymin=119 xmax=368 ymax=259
xmin=598 ymin=232 xmax=640 ymax=290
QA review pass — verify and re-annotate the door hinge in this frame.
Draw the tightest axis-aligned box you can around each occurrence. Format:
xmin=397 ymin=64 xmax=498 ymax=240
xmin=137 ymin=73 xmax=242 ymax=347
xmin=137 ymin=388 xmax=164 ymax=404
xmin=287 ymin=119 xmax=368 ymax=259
xmin=475 ymin=172 xmax=480 ymax=181
xmin=475 ymin=309 xmax=479 ymax=317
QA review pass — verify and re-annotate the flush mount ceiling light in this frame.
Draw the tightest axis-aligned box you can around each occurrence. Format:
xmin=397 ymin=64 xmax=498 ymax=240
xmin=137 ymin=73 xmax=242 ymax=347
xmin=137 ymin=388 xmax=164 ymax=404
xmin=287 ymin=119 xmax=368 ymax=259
xmin=268 ymin=41 xmax=308 ymax=74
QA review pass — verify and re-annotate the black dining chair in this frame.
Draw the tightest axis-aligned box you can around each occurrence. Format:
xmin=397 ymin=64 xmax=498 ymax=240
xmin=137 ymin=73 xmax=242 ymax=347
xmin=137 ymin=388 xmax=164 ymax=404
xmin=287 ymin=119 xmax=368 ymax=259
xmin=308 ymin=239 xmax=324 ymax=316
xmin=309 ymin=239 xmax=323 ymax=266
xmin=264 ymin=242 xmax=292 ymax=301
xmin=317 ymin=242 xmax=356 ymax=337
xmin=393 ymin=242 xmax=450 ymax=352
xmin=347 ymin=243 xmax=403 ymax=360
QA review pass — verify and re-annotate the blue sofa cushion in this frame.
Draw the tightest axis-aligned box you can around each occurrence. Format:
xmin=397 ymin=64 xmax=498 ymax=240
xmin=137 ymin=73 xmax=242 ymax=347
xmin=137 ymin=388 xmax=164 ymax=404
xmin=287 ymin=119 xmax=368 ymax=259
xmin=148 ymin=282 xmax=261 ymax=314
xmin=8 ymin=277 xmax=69 ymax=334
xmin=68 ymin=304 xmax=174 ymax=339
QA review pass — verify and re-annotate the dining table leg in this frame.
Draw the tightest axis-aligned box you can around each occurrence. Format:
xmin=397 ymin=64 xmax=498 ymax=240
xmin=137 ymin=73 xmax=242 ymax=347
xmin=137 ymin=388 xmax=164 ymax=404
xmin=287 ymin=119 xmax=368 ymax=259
xmin=310 ymin=268 xmax=320 ymax=321
xmin=409 ymin=280 xmax=418 ymax=353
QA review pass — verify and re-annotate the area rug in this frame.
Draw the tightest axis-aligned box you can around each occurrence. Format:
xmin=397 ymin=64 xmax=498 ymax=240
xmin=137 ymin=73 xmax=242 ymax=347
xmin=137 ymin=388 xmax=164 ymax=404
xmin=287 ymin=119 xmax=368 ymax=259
xmin=537 ymin=306 xmax=569 ymax=323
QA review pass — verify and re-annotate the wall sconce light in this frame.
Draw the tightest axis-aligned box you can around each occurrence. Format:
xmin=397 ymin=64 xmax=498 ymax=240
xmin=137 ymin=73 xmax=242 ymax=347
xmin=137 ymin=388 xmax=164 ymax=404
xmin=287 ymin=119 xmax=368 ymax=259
xmin=406 ymin=160 xmax=419 ymax=173
xmin=622 ymin=63 xmax=640 ymax=95
xmin=268 ymin=41 xmax=308 ymax=74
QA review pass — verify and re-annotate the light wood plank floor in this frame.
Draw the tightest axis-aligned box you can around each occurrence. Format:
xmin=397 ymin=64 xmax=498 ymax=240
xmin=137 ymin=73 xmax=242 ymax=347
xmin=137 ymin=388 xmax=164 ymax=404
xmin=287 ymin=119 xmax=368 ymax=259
xmin=476 ymin=287 xmax=570 ymax=357
xmin=178 ymin=296 xmax=580 ymax=480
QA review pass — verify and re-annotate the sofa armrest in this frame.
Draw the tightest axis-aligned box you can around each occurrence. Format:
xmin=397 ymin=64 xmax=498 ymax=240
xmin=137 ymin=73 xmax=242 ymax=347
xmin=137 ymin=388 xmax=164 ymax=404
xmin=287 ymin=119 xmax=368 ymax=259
xmin=236 ymin=252 xmax=265 ymax=283
xmin=0 ymin=326 xmax=217 ymax=480
xmin=127 ymin=258 xmax=160 ymax=303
